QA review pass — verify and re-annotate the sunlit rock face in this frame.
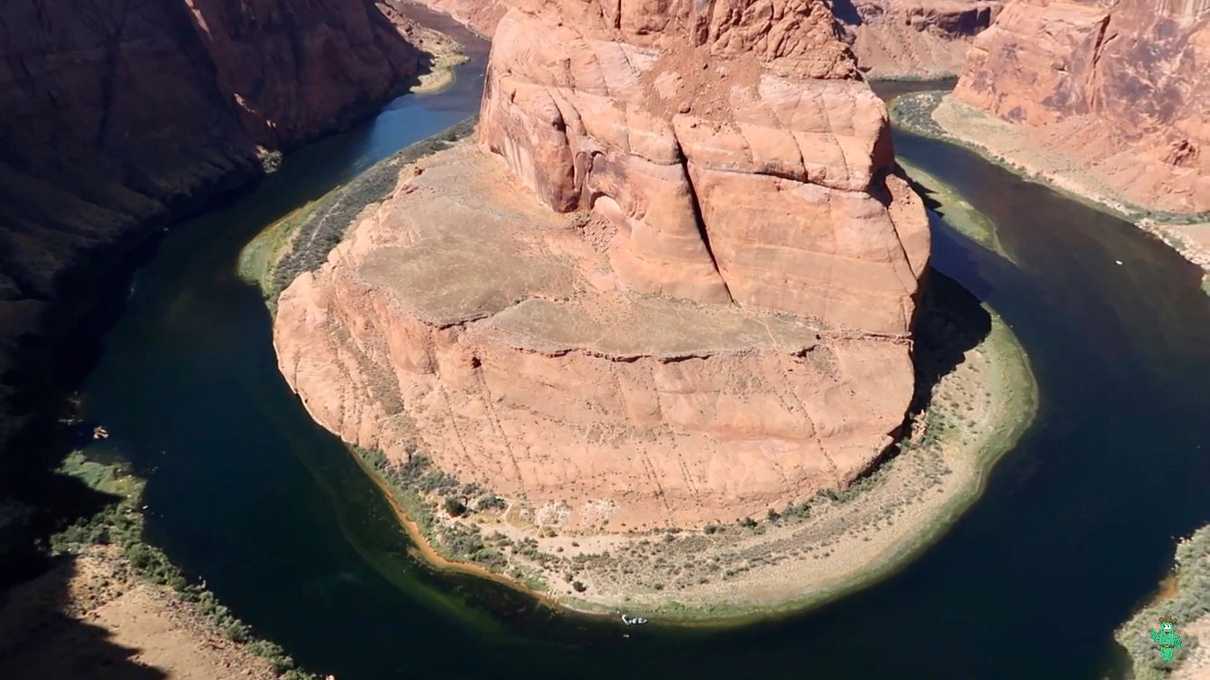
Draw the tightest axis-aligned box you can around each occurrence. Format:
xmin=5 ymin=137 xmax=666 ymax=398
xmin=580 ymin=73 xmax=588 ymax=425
xmin=954 ymin=0 xmax=1210 ymax=214
xmin=836 ymin=0 xmax=1002 ymax=79
xmin=478 ymin=0 xmax=929 ymax=334
xmin=275 ymin=0 xmax=931 ymax=532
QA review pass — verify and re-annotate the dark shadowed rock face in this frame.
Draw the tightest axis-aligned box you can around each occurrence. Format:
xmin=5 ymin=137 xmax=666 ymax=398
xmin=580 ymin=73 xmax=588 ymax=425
xmin=954 ymin=0 xmax=1210 ymax=214
xmin=0 ymin=0 xmax=429 ymax=454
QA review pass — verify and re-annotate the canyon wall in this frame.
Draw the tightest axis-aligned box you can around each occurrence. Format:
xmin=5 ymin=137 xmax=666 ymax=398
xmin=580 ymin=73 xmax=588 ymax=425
xmin=276 ymin=0 xmax=930 ymax=531
xmin=953 ymin=0 xmax=1210 ymax=215
xmin=839 ymin=0 xmax=1002 ymax=78
xmin=412 ymin=0 xmax=1002 ymax=78
xmin=0 ymin=0 xmax=435 ymax=459
xmin=407 ymin=0 xmax=508 ymax=36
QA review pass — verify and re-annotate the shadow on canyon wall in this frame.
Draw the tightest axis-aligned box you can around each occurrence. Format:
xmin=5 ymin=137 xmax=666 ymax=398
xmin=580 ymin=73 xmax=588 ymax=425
xmin=909 ymin=269 xmax=993 ymax=419
xmin=0 ymin=0 xmax=434 ymax=589
xmin=0 ymin=552 xmax=168 ymax=680
xmin=831 ymin=0 xmax=863 ymax=26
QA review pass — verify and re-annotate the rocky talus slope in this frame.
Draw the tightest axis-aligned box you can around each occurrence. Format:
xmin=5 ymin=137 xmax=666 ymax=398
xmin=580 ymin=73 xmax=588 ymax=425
xmin=839 ymin=0 xmax=1002 ymax=78
xmin=275 ymin=0 xmax=930 ymax=531
xmin=0 ymin=0 xmax=447 ymax=457
xmin=952 ymin=0 xmax=1210 ymax=216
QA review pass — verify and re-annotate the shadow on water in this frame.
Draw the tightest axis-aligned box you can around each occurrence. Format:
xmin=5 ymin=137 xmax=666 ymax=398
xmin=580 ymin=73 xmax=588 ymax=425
xmin=0 ymin=0 xmax=468 ymax=591
xmin=909 ymin=270 xmax=993 ymax=418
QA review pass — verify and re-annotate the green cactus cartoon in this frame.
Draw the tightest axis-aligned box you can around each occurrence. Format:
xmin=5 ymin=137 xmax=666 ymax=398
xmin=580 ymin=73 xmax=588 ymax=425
xmin=1150 ymin=621 xmax=1183 ymax=663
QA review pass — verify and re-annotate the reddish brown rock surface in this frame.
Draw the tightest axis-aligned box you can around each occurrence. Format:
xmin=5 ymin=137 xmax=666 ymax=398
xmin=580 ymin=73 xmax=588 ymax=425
xmin=0 ymin=0 xmax=438 ymax=454
xmin=276 ymin=0 xmax=930 ymax=531
xmin=953 ymin=0 xmax=1210 ymax=215
xmin=838 ymin=0 xmax=1002 ymax=78
xmin=408 ymin=0 xmax=509 ymax=36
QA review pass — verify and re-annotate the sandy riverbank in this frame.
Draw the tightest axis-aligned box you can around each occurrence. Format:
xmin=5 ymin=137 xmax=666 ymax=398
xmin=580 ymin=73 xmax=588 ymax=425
xmin=404 ymin=23 xmax=467 ymax=94
xmin=1116 ymin=525 xmax=1210 ymax=679
xmin=251 ymin=95 xmax=1038 ymax=623
xmin=0 ymin=453 xmax=317 ymax=679
xmin=335 ymin=282 xmax=1036 ymax=623
xmin=0 ymin=546 xmax=283 ymax=680
xmin=891 ymin=92 xmax=1210 ymax=282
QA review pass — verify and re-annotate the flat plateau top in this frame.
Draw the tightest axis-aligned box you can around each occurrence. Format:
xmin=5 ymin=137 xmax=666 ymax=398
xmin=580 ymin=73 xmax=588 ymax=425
xmin=356 ymin=142 xmax=823 ymax=359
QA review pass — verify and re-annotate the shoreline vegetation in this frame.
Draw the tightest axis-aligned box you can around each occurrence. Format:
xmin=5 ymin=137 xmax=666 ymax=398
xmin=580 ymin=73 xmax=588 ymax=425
xmin=254 ymin=115 xmax=1040 ymax=622
xmin=341 ymin=289 xmax=1037 ymax=624
xmin=238 ymin=118 xmax=478 ymax=301
xmin=1116 ymin=524 xmax=1210 ymax=679
xmin=890 ymin=91 xmax=1210 ymax=286
xmin=0 ymin=452 xmax=320 ymax=679
xmin=896 ymin=156 xmax=1012 ymax=262
xmin=0 ymin=23 xmax=474 ymax=680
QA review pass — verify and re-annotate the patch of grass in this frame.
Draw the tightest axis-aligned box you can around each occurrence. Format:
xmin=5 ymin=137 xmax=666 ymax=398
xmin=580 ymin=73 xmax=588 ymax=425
xmin=248 ymin=117 xmax=479 ymax=306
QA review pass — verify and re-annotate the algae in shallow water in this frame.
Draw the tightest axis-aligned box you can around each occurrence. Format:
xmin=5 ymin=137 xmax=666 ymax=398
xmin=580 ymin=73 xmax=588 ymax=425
xmin=897 ymin=157 xmax=1011 ymax=262
xmin=1116 ymin=524 xmax=1210 ymax=678
xmin=51 ymin=451 xmax=320 ymax=679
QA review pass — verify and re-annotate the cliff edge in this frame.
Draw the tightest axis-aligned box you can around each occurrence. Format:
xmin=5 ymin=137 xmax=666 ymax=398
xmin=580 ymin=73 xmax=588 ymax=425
xmin=0 ymin=0 xmax=452 ymax=460
xmin=840 ymin=0 xmax=1002 ymax=79
xmin=951 ymin=0 xmax=1210 ymax=216
xmin=275 ymin=0 xmax=931 ymax=534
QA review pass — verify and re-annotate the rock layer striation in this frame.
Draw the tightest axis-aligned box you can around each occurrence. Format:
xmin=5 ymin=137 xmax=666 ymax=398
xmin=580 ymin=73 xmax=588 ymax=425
xmin=839 ymin=0 xmax=1002 ymax=78
xmin=276 ymin=0 xmax=930 ymax=530
xmin=954 ymin=0 xmax=1210 ymax=215
xmin=0 ymin=0 xmax=443 ymax=454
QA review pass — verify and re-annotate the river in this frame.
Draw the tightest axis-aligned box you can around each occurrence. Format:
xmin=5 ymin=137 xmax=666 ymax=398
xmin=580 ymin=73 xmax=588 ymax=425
xmin=72 ymin=43 xmax=1210 ymax=679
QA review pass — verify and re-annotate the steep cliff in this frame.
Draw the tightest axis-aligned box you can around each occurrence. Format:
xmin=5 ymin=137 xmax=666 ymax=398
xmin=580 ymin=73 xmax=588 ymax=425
xmin=276 ymin=0 xmax=930 ymax=532
xmin=952 ymin=0 xmax=1210 ymax=215
xmin=406 ymin=0 xmax=508 ymax=36
xmin=839 ymin=0 xmax=1002 ymax=78
xmin=0 ymin=0 xmax=438 ymax=462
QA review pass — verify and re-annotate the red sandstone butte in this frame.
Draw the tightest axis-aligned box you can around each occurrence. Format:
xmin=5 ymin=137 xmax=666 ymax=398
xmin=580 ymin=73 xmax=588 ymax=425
xmin=275 ymin=0 xmax=930 ymax=531
xmin=954 ymin=0 xmax=1210 ymax=215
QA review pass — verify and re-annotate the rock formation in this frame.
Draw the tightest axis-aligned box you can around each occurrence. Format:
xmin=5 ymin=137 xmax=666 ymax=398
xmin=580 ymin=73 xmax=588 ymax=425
xmin=408 ymin=0 xmax=509 ymax=36
xmin=276 ymin=0 xmax=930 ymax=530
xmin=837 ymin=0 xmax=1002 ymax=78
xmin=0 ymin=0 xmax=444 ymax=454
xmin=953 ymin=0 xmax=1210 ymax=215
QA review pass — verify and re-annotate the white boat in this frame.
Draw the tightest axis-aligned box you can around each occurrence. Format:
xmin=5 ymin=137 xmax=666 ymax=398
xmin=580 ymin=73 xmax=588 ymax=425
xmin=621 ymin=614 xmax=648 ymax=626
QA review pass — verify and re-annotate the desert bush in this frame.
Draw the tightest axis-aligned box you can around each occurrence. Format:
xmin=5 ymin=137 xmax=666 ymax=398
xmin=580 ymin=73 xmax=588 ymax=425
xmin=476 ymin=494 xmax=507 ymax=511
xmin=443 ymin=497 xmax=467 ymax=517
